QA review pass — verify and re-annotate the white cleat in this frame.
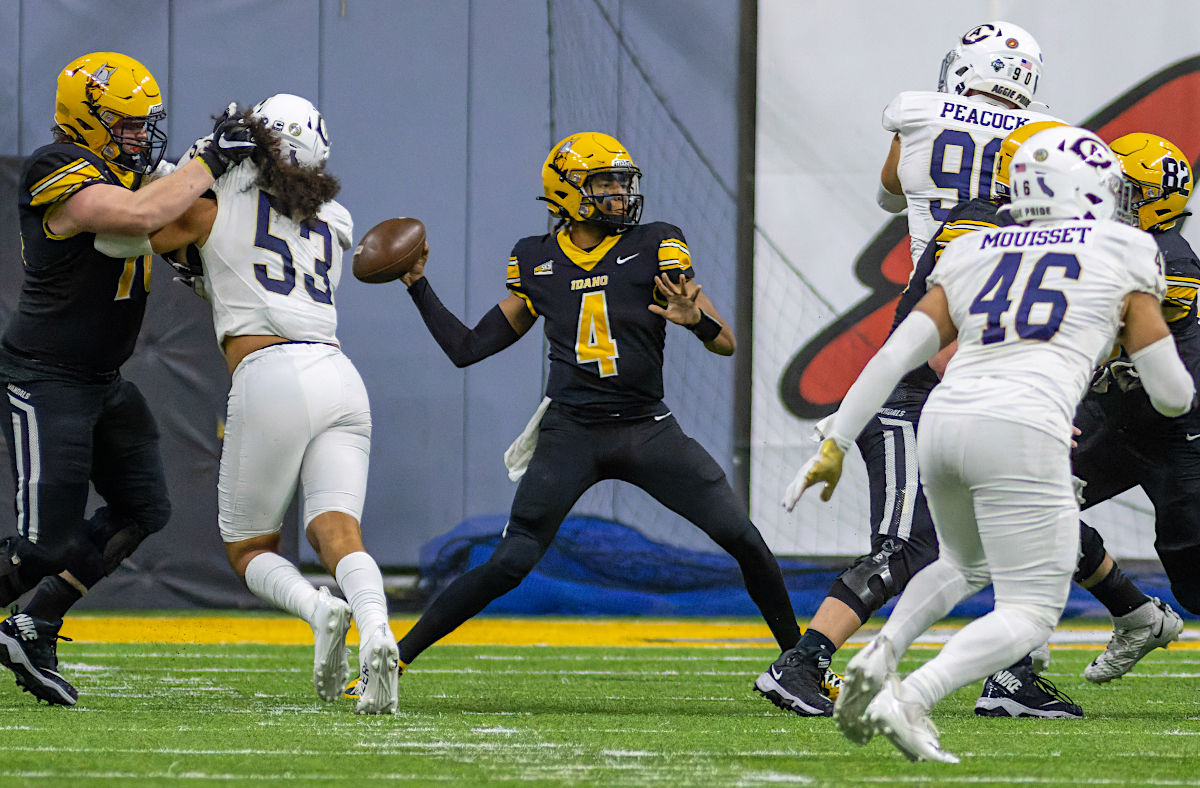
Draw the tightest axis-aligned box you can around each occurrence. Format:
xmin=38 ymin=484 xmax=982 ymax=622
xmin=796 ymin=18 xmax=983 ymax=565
xmin=1084 ymin=597 xmax=1183 ymax=684
xmin=835 ymin=635 xmax=896 ymax=746
xmin=311 ymin=587 xmax=352 ymax=702
xmin=355 ymin=624 xmax=400 ymax=715
xmin=865 ymin=678 xmax=959 ymax=764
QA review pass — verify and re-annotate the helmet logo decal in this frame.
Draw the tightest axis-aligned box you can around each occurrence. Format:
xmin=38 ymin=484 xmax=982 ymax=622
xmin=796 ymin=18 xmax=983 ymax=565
xmin=1070 ymin=136 xmax=1114 ymax=168
xmin=990 ymin=59 xmax=1005 ymax=72
xmin=1036 ymin=176 xmax=1055 ymax=197
xmin=961 ymin=24 xmax=997 ymax=44
xmin=1005 ymin=38 xmax=1019 ymax=49
xmin=92 ymin=63 xmax=115 ymax=86
xmin=287 ymin=122 xmax=303 ymax=137
xmin=1033 ymin=148 xmax=1048 ymax=162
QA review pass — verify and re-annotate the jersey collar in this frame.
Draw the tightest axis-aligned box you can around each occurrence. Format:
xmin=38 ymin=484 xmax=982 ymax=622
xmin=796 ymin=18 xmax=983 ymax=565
xmin=555 ymin=228 xmax=622 ymax=272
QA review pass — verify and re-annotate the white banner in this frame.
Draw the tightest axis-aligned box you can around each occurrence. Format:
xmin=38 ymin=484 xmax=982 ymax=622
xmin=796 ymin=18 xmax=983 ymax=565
xmin=754 ymin=2 xmax=1200 ymax=559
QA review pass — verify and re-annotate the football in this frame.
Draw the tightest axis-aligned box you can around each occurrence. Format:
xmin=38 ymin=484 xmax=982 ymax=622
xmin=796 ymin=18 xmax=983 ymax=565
xmin=352 ymin=217 xmax=427 ymax=284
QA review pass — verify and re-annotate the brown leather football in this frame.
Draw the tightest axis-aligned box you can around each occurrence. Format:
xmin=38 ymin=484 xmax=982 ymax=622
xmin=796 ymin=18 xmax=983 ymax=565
xmin=352 ymin=217 xmax=426 ymax=284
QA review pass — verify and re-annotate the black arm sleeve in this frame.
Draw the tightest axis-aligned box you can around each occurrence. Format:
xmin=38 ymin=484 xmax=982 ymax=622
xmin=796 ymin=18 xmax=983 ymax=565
xmin=407 ymin=277 xmax=521 ymax=367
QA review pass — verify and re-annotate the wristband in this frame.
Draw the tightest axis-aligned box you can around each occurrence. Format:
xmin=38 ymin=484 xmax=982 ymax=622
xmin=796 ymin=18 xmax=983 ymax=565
xmin=687 ymin=311 xmax=722 ymax=343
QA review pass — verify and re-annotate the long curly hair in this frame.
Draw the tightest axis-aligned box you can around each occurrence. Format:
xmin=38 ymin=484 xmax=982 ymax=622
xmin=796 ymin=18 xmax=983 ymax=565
xmin=237 ymin=108 xmax=341 ymax=226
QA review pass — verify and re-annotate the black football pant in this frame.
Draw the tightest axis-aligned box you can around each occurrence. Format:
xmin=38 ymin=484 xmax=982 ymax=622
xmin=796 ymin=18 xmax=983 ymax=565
xmin=1072 ymin=393 xmax=1200 ymax=614
xmin=1 ymin=375 xmax=170 ymax=598
xmin=399 ymin=403 xmax=800 ymax=663
xmin=827 ymin=398 xmax=940 ymax=624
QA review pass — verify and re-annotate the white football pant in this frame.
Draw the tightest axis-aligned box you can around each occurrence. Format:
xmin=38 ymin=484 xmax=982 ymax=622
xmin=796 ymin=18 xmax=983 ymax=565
xmin=877 ymin=413 xmax=1078 ymax=709
xmin=218 ymin=342 xmax=371 ymax=543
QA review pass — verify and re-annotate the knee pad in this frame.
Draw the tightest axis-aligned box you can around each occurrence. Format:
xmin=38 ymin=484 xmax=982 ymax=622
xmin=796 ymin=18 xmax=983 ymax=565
xmin=1073 ymin=521 xmax=1107 ymax=584
xmin=87 ymin=506 xmax=169 ymax=577
xmin=829 ymin=538 xmax=912 ymax=621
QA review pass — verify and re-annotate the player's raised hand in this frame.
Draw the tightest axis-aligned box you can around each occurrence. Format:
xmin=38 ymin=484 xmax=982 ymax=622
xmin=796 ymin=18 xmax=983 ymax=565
xmin=648 ymin=273 xmax=702 ymax=326
xmin=781 ymin=439 xmax=846 ymax=510
xmin=196 ymin=103 xmax=256 ymax=179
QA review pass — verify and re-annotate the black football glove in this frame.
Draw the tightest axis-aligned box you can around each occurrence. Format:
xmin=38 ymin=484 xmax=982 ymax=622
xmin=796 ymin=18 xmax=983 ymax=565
xmin=197 ymin=103 xmax=256 ymax=179
xmin=164 ymin=247 xmax=209 ymax=300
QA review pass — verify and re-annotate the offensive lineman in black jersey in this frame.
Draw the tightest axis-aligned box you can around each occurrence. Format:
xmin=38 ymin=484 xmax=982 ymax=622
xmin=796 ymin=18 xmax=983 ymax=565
xmin=0 ymin=52 xmax=254 ymax=705
xmin=1069 ymin=132 xmax=1198 ymax=683
xmin=351 ymin=132 xmax=804 ymax=704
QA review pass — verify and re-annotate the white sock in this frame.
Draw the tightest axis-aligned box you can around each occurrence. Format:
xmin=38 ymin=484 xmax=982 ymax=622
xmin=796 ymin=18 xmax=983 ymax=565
xmin=879 ymin=558 xmax=986 ymax=656
xmin=244 ymin=552 xmax=319 ymax=623
xmin=903 ymin=606 xmax=1049 ymax=709
xmin=334 ymin=551 xmax=389 ymax=638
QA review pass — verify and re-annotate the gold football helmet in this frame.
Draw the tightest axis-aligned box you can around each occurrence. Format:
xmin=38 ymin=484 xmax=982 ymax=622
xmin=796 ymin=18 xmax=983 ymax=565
xmin=993 ymin=120 xmax=1067 ymax=200
xmin=1111 ymin=133 xmax=1193 ymax=231
xmin=540 ymin=132 xmax=643 ymax=228
xmin=55 ymin=52 xmax=167 ymax=185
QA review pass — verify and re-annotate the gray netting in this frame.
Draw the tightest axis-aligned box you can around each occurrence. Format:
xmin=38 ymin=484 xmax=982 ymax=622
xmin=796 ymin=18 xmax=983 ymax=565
xmin=546 ymin=0 xmax=738 ymax=551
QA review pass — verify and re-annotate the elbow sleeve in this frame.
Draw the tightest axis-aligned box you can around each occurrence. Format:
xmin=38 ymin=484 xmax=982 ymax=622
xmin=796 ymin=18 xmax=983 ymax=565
xmin=1130 ymin=335 xmax=1196 ymax=417
xmin=408 ymin=278 xmax=519 ymax=367
xmin=876 ymin=183 xmax=908 ymax=213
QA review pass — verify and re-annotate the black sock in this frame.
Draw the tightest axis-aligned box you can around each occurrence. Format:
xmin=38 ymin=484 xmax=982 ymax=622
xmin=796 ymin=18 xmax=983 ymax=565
xmin=23 ymin=575 xmax=83 ymax=622
xmin=795 ymin=628 xmax=836 ymax=668
xmin=1088 ymin=564 xmax=1149 ymax=618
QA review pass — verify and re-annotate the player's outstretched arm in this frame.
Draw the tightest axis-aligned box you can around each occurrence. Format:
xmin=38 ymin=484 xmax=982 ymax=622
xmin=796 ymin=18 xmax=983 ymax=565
xmin=648 ymin=273 xmax=735 ymax=355
xmin=406 ymin=278 xmax=533 ymax=367
xmin=782 ymin=287 xmax=953 ymax=509
xmin=48 ymin=160 xmax=218 ymax=237
xmin=49 ymin=110 xmax=255 ymax=238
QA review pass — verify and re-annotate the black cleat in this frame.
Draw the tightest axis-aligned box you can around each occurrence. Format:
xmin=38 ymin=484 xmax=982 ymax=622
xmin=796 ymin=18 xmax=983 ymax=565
xmin=0 ymin=612 xmax=77 ymax=706
xmin=975 ymin=655 xmax=1082 ymax=719
xmin=754 ymin=645 xmax=834 ymax=717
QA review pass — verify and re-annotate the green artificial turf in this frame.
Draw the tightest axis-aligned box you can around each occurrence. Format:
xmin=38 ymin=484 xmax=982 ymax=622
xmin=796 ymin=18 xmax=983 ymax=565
xmin=0 ymin=624 xmax=1195 ymax=786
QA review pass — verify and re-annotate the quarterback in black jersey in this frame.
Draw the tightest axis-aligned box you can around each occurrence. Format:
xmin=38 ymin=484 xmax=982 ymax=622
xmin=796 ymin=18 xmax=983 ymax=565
xmin=385 ymin=132 xmax=805 ymax=708
xmin=0 ymin=52 xmax=254 ymax=705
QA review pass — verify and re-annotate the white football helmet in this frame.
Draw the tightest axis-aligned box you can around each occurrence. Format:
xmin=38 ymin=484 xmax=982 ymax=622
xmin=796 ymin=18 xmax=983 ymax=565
xmin=1006 ymin=126 xmax=1136 ymax=224
xmin=251 ymin=93 xmax=330 ymax=167
xmin=938 ymin=21 xmax=1043 ymax=109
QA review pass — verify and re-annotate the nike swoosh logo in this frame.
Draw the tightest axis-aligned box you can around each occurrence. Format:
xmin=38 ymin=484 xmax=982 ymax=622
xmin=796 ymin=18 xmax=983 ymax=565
xmin=1188 ymin=434 xmax=1200 ymax=441
xmin=769 ymin=666 xmax=784 ymax=681
xmin=215 ymin=136 xmax=254 ymax=153
xmin=1152 ymin=615 xmax=1165 ymax=638
xmin=654 ymin=412 xmax=672 ymax=421
xmin=616 ymin=254 xmax=639 ymax=265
